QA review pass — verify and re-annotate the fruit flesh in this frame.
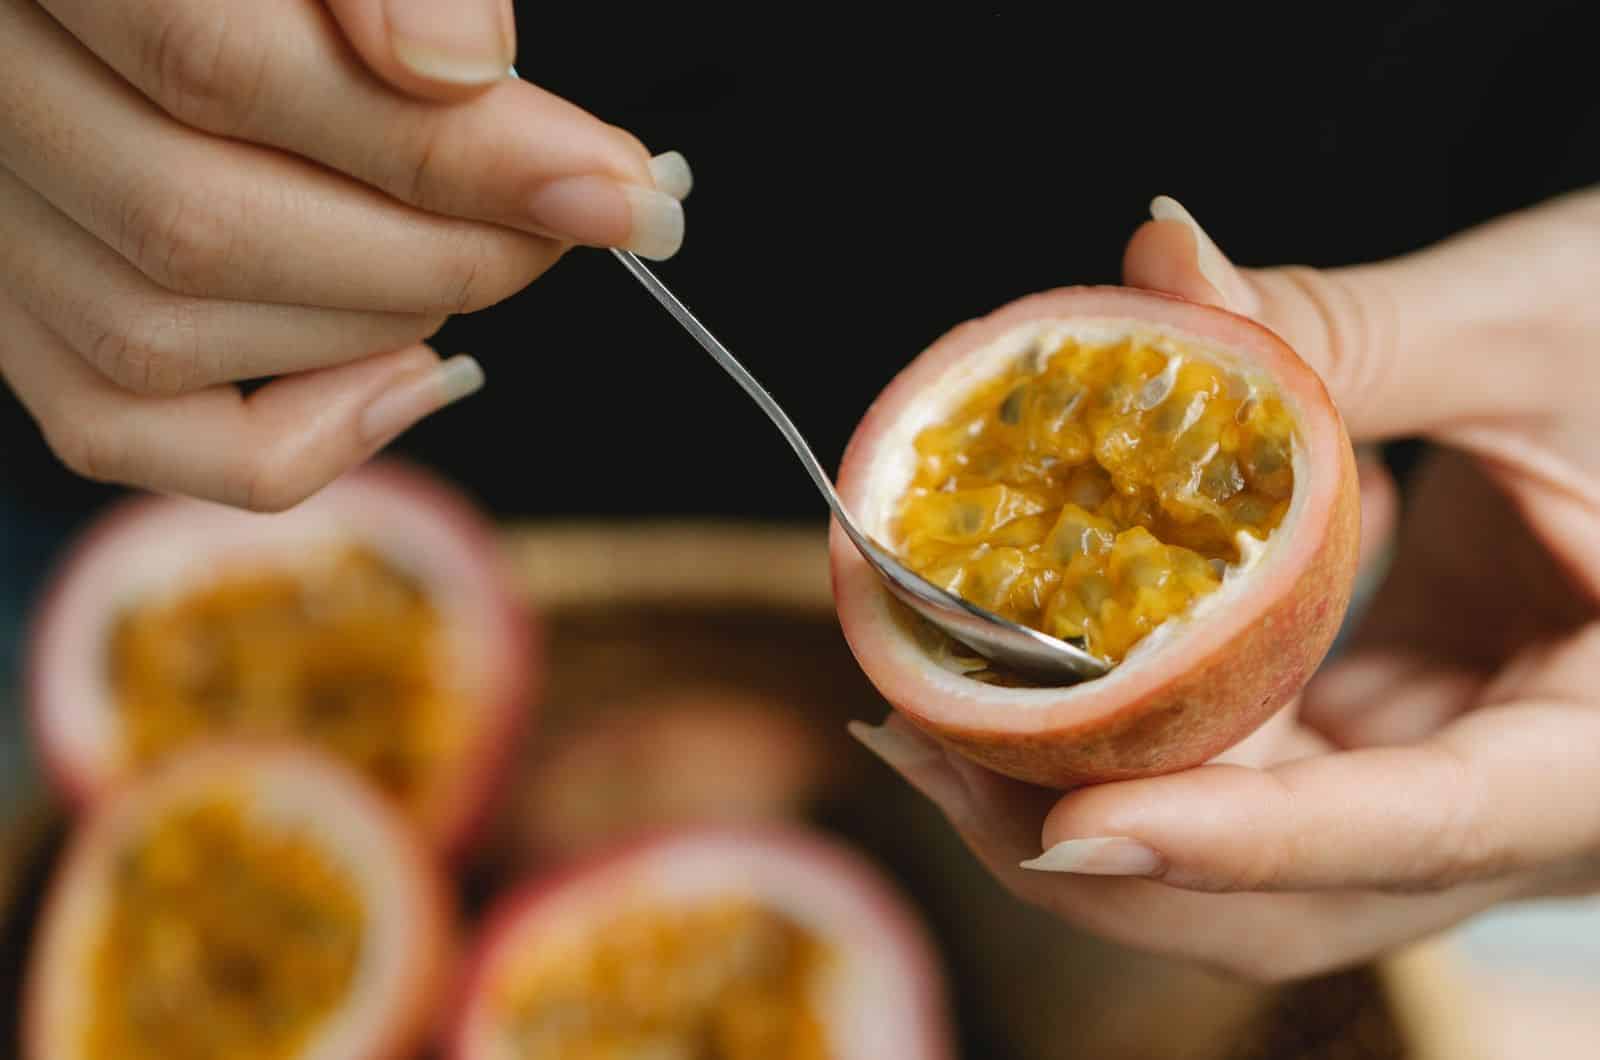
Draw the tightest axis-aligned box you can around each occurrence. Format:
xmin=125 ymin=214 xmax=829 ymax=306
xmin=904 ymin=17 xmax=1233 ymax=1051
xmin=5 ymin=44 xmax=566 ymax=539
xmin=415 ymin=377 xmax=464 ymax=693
xmin=85 ymin=790 xmax=364 ymax=1060
xmin=491 ymin=899 xmax=831 ymax=1059
xmin=109 ymin=544 xmax=457 ymax=812
xmin=895 ymin=333 xmax=1295 ymax=663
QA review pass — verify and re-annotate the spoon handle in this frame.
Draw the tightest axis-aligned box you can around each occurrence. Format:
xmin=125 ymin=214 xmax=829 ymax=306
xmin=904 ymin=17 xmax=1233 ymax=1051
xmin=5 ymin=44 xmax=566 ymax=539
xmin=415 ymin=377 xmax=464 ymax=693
xmin=609 ymin=249 xmax=859 ymax=535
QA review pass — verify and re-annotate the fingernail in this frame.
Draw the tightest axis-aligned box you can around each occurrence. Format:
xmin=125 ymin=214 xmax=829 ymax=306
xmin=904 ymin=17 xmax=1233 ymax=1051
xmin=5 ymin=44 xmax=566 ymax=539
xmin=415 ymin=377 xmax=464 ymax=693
xmin=649 ymin=151 xmax=694 ymax=200
xmin=361 ymin=354 xmax=484 ymax=444
xmin=526 ymin=178 xmax=685 ymax=260
xmin=1020 ymin=836 xmax=1164 ymax=876
xmin=386 ymin=0 xmax=513 ymax=85
xmin=1149 ymin=195 xmax=1260 ymax=315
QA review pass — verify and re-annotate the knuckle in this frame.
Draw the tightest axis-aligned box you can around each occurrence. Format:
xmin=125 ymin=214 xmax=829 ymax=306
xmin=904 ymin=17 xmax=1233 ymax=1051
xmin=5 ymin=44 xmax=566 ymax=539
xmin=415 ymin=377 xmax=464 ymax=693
xmin=444 ymin=251 xmax=489 ymax=313
xmin=142 ymin=6 xmax=266 ymax=133
xmin=229 ymin=449 xmax=321 ymax=514
xmin=86 ymin=299 xmax=203 ymax=396
xmin=1402 ymin=746 xmax=1512 ymax=891
xmin=1278 ymin=266 xmax=1396 ymax=411
xmin=120 ymin=184 xmax=238 ymax=296
xmin=396 ymin=123 xmax=448 ymax=211
xmin=433 ymin=229 xmax=545 ymax=313
xmin=42 ymin=413 xmax=117 ymax=485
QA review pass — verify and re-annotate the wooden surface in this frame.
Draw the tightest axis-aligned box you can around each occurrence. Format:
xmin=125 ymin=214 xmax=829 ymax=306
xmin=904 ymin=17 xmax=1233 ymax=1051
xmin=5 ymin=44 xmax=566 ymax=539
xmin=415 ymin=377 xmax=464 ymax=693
xmin=0 ymin=519 xmax=1479 ymax=1059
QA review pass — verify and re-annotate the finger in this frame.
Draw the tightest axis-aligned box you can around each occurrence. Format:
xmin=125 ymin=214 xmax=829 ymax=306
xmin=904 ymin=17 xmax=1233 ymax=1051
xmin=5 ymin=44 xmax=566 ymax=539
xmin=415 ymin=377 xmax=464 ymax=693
xmin=0 ymin=289 xmax=481 ymax=511
xmin=0 ymin=1 xmax=559 ymax=313
xmin=850 ymin=719 xmax=1529 ymax=980
xmin=0 ymin=163 xmax=441 ymax=395
xmin=1122 ymin=195 xmax=1562 ymax=440
xmin=44 ymin=0 xmax=688 ymax=258
xmin=1301 ymin=651 xmax=1483 ymax=748
xmin=323 ymin=0 xmax=515 ymax=99
xmin=1028 ymin=689 xmax=1600 ymax=893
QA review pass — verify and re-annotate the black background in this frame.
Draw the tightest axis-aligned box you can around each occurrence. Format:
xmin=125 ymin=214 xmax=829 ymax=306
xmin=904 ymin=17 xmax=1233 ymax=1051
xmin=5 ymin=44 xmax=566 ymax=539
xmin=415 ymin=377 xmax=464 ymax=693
xmin=3 ymin=2 xmax=1596 ymax=527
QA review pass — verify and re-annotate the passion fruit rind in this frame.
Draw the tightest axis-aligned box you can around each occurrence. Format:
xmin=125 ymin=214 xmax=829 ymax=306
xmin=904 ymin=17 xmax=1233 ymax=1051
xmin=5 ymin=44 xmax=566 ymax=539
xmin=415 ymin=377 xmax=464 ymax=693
xmin=832 ymin=286 xmax=1360 ymax=787
xmin=25 ymin=741 xmax=457 ymax=1060
xmin=449 ymin=826 xmax=955 ymax=1060
xmin=26 ymin=459 xmax=541 ymax=860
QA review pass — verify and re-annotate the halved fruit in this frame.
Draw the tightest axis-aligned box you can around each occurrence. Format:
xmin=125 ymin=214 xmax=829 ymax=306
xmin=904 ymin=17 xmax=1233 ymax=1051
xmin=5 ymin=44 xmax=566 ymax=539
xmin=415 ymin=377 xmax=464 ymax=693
xmin=832 ymin=287 xmax=1359 ymax=785
xmin=449 ymin=827 xmax=954 ymax=1059
xmin=28 ymin=460 xmax=539 ymax=857
xmin=25 ymin=743 xmax=454 ymax=1060
xmin=497 ymin=689 xmax=836 ymax=867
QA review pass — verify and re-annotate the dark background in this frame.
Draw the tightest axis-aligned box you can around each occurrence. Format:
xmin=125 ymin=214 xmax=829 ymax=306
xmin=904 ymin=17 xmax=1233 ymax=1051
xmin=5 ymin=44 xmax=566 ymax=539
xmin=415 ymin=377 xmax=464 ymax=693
xmin=0 ymin=8 xmax=1594 ymax=1052
xmin=2 ymin=1 xmax=1596 ymax=534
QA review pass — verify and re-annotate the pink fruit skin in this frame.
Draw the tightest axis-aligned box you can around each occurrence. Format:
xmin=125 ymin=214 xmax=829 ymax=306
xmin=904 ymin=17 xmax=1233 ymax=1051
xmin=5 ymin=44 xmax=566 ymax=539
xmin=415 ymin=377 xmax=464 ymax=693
xmin=447 ymin=826 xmax=955 ymax=1060
xmin=23 ymin=742 xmax=458 ymax=1060
xmin=832 ymin=286 xmax=1360 ymax=787
xmin=25 ymin=460 xmax=542 ymax=861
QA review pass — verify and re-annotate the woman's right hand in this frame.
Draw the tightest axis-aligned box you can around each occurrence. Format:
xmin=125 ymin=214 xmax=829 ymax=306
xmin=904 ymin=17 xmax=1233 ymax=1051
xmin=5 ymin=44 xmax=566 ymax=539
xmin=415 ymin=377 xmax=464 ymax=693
xmin=0 ymin=0 xmax=691 ymax=509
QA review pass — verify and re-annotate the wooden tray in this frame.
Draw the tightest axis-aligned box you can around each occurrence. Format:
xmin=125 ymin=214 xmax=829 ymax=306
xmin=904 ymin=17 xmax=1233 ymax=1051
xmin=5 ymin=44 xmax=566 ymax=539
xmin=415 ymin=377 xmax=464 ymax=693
xmin=0 ymin=520 xmax=1480 ymax=1059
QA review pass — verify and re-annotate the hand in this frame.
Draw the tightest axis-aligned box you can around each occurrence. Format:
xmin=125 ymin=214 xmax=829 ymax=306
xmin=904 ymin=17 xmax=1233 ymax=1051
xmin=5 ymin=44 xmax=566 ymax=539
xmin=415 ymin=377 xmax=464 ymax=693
xmin=851 ymin=189 xmax=1600 ymax=981
xmin=0 ymin=0 xmax=690 ymax=509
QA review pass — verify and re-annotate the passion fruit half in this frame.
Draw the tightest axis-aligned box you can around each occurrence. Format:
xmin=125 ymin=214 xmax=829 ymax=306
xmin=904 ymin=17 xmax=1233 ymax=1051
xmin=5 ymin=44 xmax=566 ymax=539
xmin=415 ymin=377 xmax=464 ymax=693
xmin=28 ymin=461 xmax=539 ymax=857
xmin=449 ymin=827 xmax=954 ymax=1059
xmin=25 ymin=743 xmax=454 ymax=1060
xmin=833 ymin=287 xmax=1359 ymax=785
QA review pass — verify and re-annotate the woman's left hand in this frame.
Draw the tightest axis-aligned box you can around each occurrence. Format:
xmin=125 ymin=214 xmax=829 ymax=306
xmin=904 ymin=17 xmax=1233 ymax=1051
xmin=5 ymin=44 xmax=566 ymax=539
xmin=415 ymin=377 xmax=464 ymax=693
xmin=851 ymin=192 xmax=1600 ymax=982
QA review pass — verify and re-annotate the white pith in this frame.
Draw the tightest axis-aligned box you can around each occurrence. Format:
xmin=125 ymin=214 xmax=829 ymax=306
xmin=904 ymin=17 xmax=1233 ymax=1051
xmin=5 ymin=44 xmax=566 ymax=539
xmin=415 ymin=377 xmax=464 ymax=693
xmin=30 ymin=750 xmax=438 ymax=1060
xmin=459 ymin=834 xmax=946 ymax=1060
xmin=859 ymin=317 xmax=1310 ymax=703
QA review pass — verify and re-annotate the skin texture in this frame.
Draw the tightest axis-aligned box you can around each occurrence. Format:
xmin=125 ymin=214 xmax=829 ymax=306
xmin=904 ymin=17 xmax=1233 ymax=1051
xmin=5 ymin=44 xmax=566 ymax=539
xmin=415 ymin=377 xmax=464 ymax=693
xmin=850 ymin=190 xmax=1600 ymax=982
xmin=831 ymin=288 xmax=1361 ymax=786
xmin=0 ymin=0 xmax=686 ymax=510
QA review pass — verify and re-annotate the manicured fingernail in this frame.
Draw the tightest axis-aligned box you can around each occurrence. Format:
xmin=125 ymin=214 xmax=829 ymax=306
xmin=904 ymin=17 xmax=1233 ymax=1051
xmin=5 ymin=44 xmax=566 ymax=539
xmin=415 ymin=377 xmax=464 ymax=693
xmin=1020 ymin=837 xmax=1164 ymax=876
xmin=386 ymin=0 xmax=513 ymax=85
xmin=649 ymin=151 xmax=694 ymax=200
xmin=361 ymin=354 xmax=484 ymax=444
xmin=1149 ymin=195 xmax=1259 ymax=315
xmin=526 ymin=178 xmax=685 ymax=260
xmin=847 ymin=720 xmax=945 ymax=772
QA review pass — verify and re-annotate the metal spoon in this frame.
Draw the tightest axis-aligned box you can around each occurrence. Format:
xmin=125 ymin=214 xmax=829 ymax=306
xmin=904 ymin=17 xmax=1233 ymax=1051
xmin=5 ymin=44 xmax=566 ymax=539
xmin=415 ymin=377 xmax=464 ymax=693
xmin=609 ymin=249 xmax=1110 ymax=684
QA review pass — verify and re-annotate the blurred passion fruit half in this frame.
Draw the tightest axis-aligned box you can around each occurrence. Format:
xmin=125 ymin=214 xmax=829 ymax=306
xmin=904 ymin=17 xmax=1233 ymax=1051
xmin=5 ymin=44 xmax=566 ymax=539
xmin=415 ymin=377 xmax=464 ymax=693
xmin=833 ymin=287 xmax=1359 ymax=785
xmin=449 ymin=827 xmax=953 ymax=1060
xmin=26 ymin=743 xmax=454 ymax=1060
xmin=28 ymin=461 xmax=538 ymax=856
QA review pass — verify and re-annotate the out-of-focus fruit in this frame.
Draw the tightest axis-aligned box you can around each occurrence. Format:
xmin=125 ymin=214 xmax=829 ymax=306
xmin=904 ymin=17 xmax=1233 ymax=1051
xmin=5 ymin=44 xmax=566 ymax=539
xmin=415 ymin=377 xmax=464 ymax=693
xmin=25 ymin=743 xmax=454 ymax=1060
xmin=449 ymin=827 xmax=954 ymax=1059
xmin=29 ymin=461 xmax=538 ymax=856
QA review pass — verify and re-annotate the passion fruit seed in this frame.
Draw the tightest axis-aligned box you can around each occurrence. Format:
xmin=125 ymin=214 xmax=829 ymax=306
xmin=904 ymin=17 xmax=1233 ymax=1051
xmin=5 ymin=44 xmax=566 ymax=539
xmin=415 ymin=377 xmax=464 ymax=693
xmin=86 ymin=791 xmax=365 ymax=1060
xmin=109 ymin=545 xmax=456 ymax=812
xmin=493 ymin=899 xmax=830 ymax=1060
xmin=896 ymin=335 xmax=1296 ymax=664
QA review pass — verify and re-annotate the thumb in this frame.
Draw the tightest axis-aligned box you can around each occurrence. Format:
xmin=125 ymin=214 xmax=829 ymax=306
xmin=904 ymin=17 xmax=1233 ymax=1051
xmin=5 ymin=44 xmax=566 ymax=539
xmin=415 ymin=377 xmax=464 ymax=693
xmin=1122 ymin=195 xmax=1554 ymax=442
xmin=324 ymin=0 xmax=515 ymax=100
